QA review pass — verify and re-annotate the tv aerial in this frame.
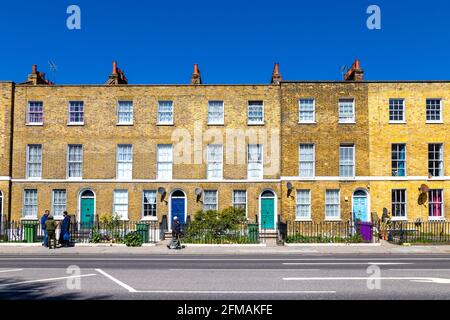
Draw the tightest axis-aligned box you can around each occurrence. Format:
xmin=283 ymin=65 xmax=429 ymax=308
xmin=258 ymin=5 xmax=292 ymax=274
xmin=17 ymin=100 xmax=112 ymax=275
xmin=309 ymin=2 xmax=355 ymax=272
xmin=48 ymin=60 xmax=58 ymax=82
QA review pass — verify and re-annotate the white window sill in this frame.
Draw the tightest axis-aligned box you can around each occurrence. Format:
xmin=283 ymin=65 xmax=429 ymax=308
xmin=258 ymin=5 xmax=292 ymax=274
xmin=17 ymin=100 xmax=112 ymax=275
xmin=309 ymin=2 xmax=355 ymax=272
xmin=67 ymin=177 xmax=83 ymax=181
xmin=21 ymin=217 xmax=38 ymax=221
xmin=26 ymin=177 xmax=42 ymax=181
xmin=26 ymin=123 xmax=43 ymax=126
xmin=338 ymin=121 xmax=356 ymax=124
xmin=116 ymin=123 xmax=134 ymax=126
xmin=141 ymin=217 xmax=158 ymax=222
xmin=298 ymin=176 xmax=315 ymax=179
xmin=208 ymin=123 xmax=225 ymax=126
xmin=67 ymin=123 xmax=85 ymax=126
xmin=295 ymin=219 xmax=312 ymax=222
xmin=429 ymin=217 xmax=445 ymax=222
xmin=298 ymin=121 xmax=316 ymax=125
xmin=248 ymin=122 xmax=265 ymax=126
xmin=157 ymin=123 xmax=174 ymax=126
xmin=389 ymin=121 xmax=406 ymax=124
xmin=426 ymin=121 xmax=443 ymax=124
xmin=325 ymin=219 xmax=342 ymax=222
xmin=391 ymin=217 xmax=408 ymax=222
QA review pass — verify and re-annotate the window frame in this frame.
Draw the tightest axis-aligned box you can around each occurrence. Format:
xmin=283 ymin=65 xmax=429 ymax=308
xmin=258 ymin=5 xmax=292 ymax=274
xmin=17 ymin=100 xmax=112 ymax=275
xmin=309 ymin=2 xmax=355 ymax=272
xmin=325 ymin=189 xmax=341 ymax=221
xmin=428 ymin=143 xmax=444 ymax=177
xmin=299 ymin=144 xmax=315 ymax=178
xmin=208 ymin=100 xmax=225 ymax=125
xmin=338 ymin=98 xmax=356 ymax=124
xmin=117 ymin=101 xmax=134 ymax=125
xmin=296 ymin=189 xmax=312 ymax=221
xmin=116 ymin=144 xmax=133 ymax=180
xmin=206 ymin=144 xmax=223 ymax=180
xmin=247 ymin=144 xmax=264 ymax=180
xmin=113 ymin=189 xmax=129 ymax=220
xmin=22 ymin=189 xmax=38 ymax=219
xmin=51 ymin=189 xmax=67 ymax=219
xmin=68 ymin=101 xmax=85 ymax=125
xmin=157 ymin=101 xmax=174 ymax=125
xmin=391 ymin=143 xmax=407 ymax=177
xmin=232 ymin=190 xmax=247 ymax=216
xmin=391 ymin=189 xmax=407 ymax=221
xmin=247 ymin=101 xmax=265 ymax=125
xmin=142 ymin=190 xmax=157 ymax=220
xmin=428 ymin=189 xmax=445 ymax=221
xmin=157 ymin=144 xmax=173 ymax=180
xmin=426 ymin=99 xmax=443 ymax=124
xmin=26 ymin=144 xmax=42 ymax=179
xmin=298 ymin=98 xmax=316 ymax=124
xmin=389 ymin=98 xmax=406 ymax=123
xmin=203 ymin=190 xmax=218 ymax=211
xmin=67 ymin=144 xmax=83 ymax=179
xmin=339 ymin=144 xmax=355 ymax=178
xmin=26 ymin=101 xmax=44 ymax=126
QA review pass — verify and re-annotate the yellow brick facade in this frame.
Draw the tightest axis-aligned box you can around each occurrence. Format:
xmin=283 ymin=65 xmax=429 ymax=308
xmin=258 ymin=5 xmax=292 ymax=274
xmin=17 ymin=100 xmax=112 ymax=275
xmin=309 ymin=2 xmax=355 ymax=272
xmin=0 ymin=72 xmax=449 ymax=225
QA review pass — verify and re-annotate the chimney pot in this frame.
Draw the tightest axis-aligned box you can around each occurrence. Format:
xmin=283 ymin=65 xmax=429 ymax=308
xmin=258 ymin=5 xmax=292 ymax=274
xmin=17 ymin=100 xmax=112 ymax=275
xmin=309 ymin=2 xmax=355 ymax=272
xmin=32 ymin=64 xmax=37 ymax=74
xmin=191 ymin=63 xmax=202 ymax=84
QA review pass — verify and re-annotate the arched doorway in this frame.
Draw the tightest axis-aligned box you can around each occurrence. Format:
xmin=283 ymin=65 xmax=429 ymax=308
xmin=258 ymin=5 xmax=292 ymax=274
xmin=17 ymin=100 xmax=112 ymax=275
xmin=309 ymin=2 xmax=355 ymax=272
xmin=260 ymin=190 xmax=277 ymax=230
xmin=353 ymin=189 xmax=370 ymax=222
xmin=169 ymin=189 xmax=186 ymax=229
xmin=79 ymin=189 xmax=95 ymax=227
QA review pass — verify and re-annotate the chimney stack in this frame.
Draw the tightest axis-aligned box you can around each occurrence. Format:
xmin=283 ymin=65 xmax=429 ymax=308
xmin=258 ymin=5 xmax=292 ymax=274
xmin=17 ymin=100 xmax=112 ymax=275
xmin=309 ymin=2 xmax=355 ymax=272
xmin=22 ymin=64 xmax=54 ymax=85
xmin=344 ymin=59 xmax=364 ymax=81
xmin=271 ymin=62 xmax=282 ymax=84
xmin=106 ymin=61 xmax=128 ymax=85
xmin=191 ymin=63 xmax=202 ymax=85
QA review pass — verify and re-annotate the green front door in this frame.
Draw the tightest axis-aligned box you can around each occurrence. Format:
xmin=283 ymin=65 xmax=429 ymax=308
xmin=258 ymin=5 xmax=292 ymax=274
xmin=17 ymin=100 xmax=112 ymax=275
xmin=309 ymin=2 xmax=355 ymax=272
xmin=80 ymin=198 xmax=95 ymax=227
xmin=261 ymin=198 xmax=275 ymax=229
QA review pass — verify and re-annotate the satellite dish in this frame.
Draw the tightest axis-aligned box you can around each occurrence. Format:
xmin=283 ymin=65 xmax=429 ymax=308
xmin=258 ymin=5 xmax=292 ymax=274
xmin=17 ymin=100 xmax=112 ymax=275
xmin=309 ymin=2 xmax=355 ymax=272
xmin=158 ymin=187 xmax=166 ymax=195
xmin=287 ymin=182 xmax=293 ymax=190
xmin=418 ymin=193 xmax=428 ymax=206
xmin=419 ymin=184 xmax=429 ymax=194
xmin=382 ymin=208 xmax=388 ymax=215
xmin=195 ymin=188 xmax=203 ymax=196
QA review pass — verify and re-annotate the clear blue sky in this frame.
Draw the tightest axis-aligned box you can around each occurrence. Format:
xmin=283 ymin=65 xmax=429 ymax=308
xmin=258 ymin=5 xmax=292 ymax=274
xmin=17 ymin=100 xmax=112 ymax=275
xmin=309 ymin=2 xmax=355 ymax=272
xmin=0 ymin=0 xmax=449 ymax=84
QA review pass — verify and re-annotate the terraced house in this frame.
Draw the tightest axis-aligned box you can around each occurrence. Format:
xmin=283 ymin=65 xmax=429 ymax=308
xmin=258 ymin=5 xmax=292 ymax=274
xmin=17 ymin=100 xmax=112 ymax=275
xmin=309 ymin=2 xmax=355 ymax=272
xmin=0 ymin=60 xmax=448 ymax=229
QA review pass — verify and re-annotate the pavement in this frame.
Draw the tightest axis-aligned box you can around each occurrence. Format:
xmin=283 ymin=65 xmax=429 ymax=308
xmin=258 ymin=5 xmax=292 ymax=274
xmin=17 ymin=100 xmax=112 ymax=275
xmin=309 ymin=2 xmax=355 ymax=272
xmin=1 ymin=240 xmax=450 ymax=255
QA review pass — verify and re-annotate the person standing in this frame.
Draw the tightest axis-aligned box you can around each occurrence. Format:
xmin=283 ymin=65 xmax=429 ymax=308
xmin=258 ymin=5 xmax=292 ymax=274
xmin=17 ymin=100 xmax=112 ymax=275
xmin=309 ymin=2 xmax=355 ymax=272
xmin=40 ymin=210 xmax=50 ymax=247
xmin=59 ymin=211 xmax=71 ymax=247
xmin=167 ymin=217 xmax=182 ymax=249
xmin=45 ymin=216 xmax=58 ymax=250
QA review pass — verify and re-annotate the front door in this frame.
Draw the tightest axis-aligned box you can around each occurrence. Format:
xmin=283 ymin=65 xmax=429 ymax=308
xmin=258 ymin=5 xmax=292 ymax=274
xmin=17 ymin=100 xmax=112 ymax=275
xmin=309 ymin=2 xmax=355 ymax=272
xmin=171 ymin=197 xmax=186 ymax=225
xmin=261 ymin=198 xmax=275 ymax=229
xmin=353 ymin=192 xmax=368 ymax=222
xmin=80 ymin=198 xmax=95 ymax=227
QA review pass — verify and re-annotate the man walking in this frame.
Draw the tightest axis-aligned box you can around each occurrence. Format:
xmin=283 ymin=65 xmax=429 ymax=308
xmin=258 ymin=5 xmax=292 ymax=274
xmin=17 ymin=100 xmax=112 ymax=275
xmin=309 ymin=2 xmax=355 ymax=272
xmin=59 ymin=211 xmax=71 ymax=247
xmin=167 ymin=217 xmax=182 ymax=249
xmin=45 ymin=216 xmax=58 ymax=250
xmin=40 ymin=210 xmax=50 ymax=247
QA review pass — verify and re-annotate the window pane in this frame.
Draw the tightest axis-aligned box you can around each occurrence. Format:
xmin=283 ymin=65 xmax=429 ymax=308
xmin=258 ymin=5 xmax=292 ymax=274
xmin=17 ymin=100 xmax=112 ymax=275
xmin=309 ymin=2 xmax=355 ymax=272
xmin=118 ymin=101 xmax=133 ymax=124
xmin=68 ymin=145 xmax=83 ymax=178
xmin=391 ymin=189 xmax=406 ymax=218
xmin=299 ymin=144 xmax=315 ymax=177
xmin=157 ymin=145 xmax=173 ymax=179
xmin=158 ymin=101 xmax=173 ymax=124
xmin=28 ymin=102 xmax=43 ymax=124
xmin=248 ymin=144 xmax=263 ymax=179
xmin=339 ymin=99 xmax=355 ymax=122
xmin=203 ymin=190 xmax=218 ymax=211
xmin=233 ymin=190 xmax=247 ymax=210
xmin=296 ymin=190 xmax=311 ymax=219
xmin=117 ymin=145 xmax=133 ymax=179
xmin=143 ymin=190 xmax=157 ymax=217
xmin=426 ymin=99 xmax=442 ymax=122
xmin=339 ymin=145 xmax=355 ymax=177
xmin=392 ymin=144 xmax=406 ymax=177
xmin=429 ymin=189 xmax=443 ymax=218
xmin=27 ymin=145 xmax=42 ymax=178
xmin=389 ymin=99 xmax=405 ymax=122
xmin=299 ymin=99 xmax=315 ymax=122
xmin=428 ymin=144 xmax=444 ymax=177
xmin=69 ymin=101 xmax=84 ymax=123
xmin=208 ymin=101 xmax=224 ymax=124
xmin=113 ymin=190 xmax=128 ymax=219
xmin=52 ymin=190 xmax=66 ymax=217
xmin=325 ymin=190 xmax=340 ymax=219
xmin=207 ymin=144 xmax=223 ymax=179
xmin=248 ymin=101 xmax=264 ymax=124
xmin=23 ymin=189 xmax=38 ymax=218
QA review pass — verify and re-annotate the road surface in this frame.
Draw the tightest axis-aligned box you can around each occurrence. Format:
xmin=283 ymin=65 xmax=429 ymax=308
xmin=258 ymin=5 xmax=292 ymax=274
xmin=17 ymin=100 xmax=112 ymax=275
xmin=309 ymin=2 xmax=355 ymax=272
xmin=0 ymin=254 xmax=449 ymax=300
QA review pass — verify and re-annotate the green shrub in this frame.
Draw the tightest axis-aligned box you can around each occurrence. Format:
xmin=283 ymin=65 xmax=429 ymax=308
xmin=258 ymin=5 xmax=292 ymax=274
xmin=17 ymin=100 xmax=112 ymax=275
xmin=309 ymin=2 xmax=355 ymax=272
xmin=90 ymin=231 xmax=102 ymax=243
xmin=124 ymin=231 xmax=143 ymax=247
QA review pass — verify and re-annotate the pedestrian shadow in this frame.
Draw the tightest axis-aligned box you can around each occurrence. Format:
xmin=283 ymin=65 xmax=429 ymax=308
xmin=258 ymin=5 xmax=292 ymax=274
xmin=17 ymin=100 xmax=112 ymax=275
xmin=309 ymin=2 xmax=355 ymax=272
xmin=0 ymin=277 xmax=111 ymax=300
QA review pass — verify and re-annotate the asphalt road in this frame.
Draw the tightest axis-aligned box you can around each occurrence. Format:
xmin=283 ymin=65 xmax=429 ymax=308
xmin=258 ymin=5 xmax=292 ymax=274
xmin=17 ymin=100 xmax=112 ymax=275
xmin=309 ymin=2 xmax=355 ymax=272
xmin=0 ymin=254 xmax=449 ymax=300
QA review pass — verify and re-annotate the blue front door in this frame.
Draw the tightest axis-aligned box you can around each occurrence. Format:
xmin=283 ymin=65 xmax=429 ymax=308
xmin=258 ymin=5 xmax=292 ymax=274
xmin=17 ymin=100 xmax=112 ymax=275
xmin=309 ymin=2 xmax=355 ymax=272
xmin=261 ymin=198 xmax=275 ymax=229
xmin=171 ymin=197 xmax=185 ymax=225
xmin=353 ymin=195 xmax=368 ymax=222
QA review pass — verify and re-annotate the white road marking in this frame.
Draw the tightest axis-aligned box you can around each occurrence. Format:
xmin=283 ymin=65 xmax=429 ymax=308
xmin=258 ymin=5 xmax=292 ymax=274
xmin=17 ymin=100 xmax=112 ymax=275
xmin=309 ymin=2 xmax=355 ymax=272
xmin=133 ymin=290 xmax=337 ymax=294
xmin=95 ymin=269 xmax=137 ymax=293
xmin=0 ymin=274 xmax=97 ymax=287
xmin=1 ymin=257 xmax=450 ymax=261
xmin=389 ymin=269 xmax=450 ymax=271
xmin=168 ymin=268 xmax=321 ymax=271
xmin=0 ymin=269 xmax=23 ymax=273
xmin=283 ymin=262 xmax=412 ymax=266
xmin=283 ymin=277 xmax=450 ymax=284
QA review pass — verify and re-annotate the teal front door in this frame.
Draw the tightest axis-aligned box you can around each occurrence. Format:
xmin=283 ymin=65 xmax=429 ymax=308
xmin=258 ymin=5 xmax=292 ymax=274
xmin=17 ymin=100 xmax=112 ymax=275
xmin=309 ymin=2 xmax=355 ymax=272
xmin=261 ymin=198 xmax=275 ymax=229
xmin=80 ymin=198 xmax=95 ymax=227
xmin=353 ymin=193 xmax=368 ymax=222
